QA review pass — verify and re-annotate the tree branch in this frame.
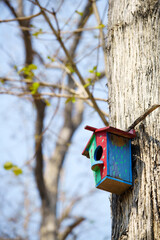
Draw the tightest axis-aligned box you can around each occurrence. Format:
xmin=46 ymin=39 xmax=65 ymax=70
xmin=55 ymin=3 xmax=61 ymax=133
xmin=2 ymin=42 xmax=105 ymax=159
xmin=34 ymin=99 xmax=50 ymax=206
xmin=3 ymin=0 xmax=18 ymax=19
xmin=92 ymin=0 xmax=108 ymax=73
xmin=35 ymin=0 xmax=109 ymax=126
xmin=127 ymin=104 xmax=160 ymax=131
xmin=69 ymin=0 xmax=93 ymax=58
xmin=59 ymin=217 xmax=85 ymax=240
xmin=0 ymin=11 xmax=41 ymax=23
xmin=4 ymin=0 xmax=49 ymax=207
xmin=0 ymin=90 xmax=108 ymax=102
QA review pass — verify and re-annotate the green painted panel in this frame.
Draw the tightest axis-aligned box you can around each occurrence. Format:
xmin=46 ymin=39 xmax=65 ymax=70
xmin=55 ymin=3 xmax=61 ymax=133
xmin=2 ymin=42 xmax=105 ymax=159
xmin=88 ymin=135 xmax=97 ymax=166
xmin=94 ymin=167 xmax=101 ymax=184
xmin=88 ymin=135 xmax=101 ymax=185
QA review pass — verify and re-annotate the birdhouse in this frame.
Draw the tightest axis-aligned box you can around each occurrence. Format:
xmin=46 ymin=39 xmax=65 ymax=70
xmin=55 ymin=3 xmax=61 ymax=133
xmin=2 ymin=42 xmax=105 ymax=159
xmin=82 ymin=126 xmax=136 ymax=195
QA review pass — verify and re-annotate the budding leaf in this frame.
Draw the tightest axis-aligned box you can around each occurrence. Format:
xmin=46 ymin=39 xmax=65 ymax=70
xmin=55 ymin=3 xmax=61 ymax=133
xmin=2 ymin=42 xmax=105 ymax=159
xmin=65 ymin=97 xmax=76 ymax=104
xmin=96 ymin=24 xmax=105 ymax=29
xmin=93 ymin=66 xmax=97 ymax=71
xmin=96 ymin=72 xmax=101 ymax=77
xmin=18 ymin=64 xmax=37 ymax=80
xmin=71 ymin=97 xmax=76 ymax=103
xmin=13 ymin=65 xmax=18 ymax=71
xmin=28 ymin=64 xmax=37 ymax=71
xmin=30 ymin=82 xmax=40 ymax=95
xmin=0 ymin=79 xmax=5 ymax=84
xmin=4 ymin=162 xmax=13 ymax=170
xmin=84 ymin=78 xmax=92 ymax=88
xmin=47 ymin=56 xmax=55 ymax=62
xmin=66 ymin=64 xmax=75 ymax=73
xmin=75 ymin=10 xmax=83 ymax=16
xmin=32 ymin=28 xmax=43 ymax=38
xmin=12 ymin=166 xmax=23 ymax=176
xmin=44 ymin=99 xmax=51 ymax=106
xmin=84 ymin=83 xmax=91 ymax=88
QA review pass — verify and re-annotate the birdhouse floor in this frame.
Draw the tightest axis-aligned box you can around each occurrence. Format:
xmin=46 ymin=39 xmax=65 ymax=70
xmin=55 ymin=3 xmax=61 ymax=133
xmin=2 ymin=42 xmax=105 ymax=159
xmin=96 ymin=176 xmax=132 ymax=195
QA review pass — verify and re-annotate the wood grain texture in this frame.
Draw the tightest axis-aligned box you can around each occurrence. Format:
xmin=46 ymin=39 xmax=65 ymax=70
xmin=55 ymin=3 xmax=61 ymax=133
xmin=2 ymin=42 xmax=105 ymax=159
xmin=97 ymin=177 xmax=132 ymax=195
xmin=107 ymin=0 xmax=160 ymax=239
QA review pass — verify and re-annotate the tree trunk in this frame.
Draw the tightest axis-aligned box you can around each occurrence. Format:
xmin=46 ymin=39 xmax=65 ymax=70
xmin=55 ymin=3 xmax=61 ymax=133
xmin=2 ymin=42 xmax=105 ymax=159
xmin=107 ymin=0 xmax=160 ymax=239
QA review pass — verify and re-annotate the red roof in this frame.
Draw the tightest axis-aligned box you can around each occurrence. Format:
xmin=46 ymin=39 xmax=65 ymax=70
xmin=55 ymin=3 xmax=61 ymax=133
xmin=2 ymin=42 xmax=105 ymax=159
xmin=82 ymin=125 xmax=136 ymax=158
xmin=85 ymin=125 xmax=136 ymax=138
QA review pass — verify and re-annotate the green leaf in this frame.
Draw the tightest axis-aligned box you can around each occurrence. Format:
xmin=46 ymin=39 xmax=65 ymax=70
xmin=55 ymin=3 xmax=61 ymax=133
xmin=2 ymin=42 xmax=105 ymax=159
xmin=96 ymin=24 xmax=105 ymax=29
xmin=30 ymin=82 xmax=40 ymax=94
xmin=71 ymin=97 xmax=76 ymax=103
xmin=87 ymin=78 xmax=92 ymax=83
xmin=65 ymin=98 xmax=72 ymax=104
xmin=75 ymin=10 xmax=83 ymax=16
xmin=32 ymin=28 xmax=43 ymax=37
xmin=84 ymin=83 xmax=91 ymax=88
xmin=13 ymin=65 xmax=18 ymax=71
xmin=28 ymin=64 xmax=37 ymax=71
xmin=12 ymin=166 xmax=23 ymax=176
xmin=0 ymin=79 xmax=5 ymax=84
xmin=65 ymin=97 xmax=76 ymax=104
xmin=84 ymin=78 xmax=92 ymax=88
xmin=93 ymin=66 xmax=97 ymax=71
xmin=89 ymin=69 xmax=94 ymax=73
xmin=47 ymin=56 xmax=55 ymax=62
xmin=66 ymin=64 xmax=75 ymax=73
xmin=96 ymin=72 xmax=101 ymax=77
xmin=4 ymin=162 xmax=13 ymax=170
xmin=18 ymin=64 xmax=37 ymax=79
xmin=44 ymin=99 xmax=51 ymax=106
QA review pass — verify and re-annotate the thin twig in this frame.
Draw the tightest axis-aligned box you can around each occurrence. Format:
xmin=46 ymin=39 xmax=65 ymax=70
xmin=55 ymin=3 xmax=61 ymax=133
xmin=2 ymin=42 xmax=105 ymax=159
xmin=127 ymin=104 xmax=160 ymax=131
xmin=59 ymin=217 xmax=85 ymax=240
xmin=0 ymin=11 xmax=41 ymax=23
xmin=35 ymin=0 xmax=109 ymax=126
xmin=60 ymin=26 xmax=106 ymax=34
xmin=1 ymin=77 xmax=77 ymax=94
xmin=92 ymin=0 xmax=108 ymax=70
xmin=0 ymin=90 xmax=108 ymax=102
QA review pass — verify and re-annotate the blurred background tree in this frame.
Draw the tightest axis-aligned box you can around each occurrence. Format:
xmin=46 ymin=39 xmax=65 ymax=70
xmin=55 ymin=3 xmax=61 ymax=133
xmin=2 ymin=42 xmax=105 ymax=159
xmin=0 ymin=0 xmax=110 ymax=239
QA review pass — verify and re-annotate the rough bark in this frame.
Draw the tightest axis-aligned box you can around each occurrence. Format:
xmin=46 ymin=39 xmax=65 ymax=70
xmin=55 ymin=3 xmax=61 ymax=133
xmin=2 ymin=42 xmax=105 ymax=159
xmin=107 ymin=0 xmax=160 ymax=239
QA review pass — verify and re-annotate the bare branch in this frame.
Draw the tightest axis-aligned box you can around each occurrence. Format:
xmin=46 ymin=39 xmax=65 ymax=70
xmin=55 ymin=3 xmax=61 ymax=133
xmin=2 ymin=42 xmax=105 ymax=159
xmin=0 ymin=11 xmax=41 ymax=23
xmin=59 ymin=217 xmax=85 ymax=240
xmin=127 ymin=104 xmax=160 ymax=131
xmin=58 ymin=189 xmax=95 ymax=226
xmin=61 ymin=26 xmax=104 ymax=34
xmin=35 ymin=0 xmax=109 ymax=126
xmin=3 ymin=0 xmax=18 ymax=19
xmin=3 ymin=0 xmax=49 ymax=208
xmin=69 ymin=1 xmax=93 ymax=58
xmin=0 ymin=90 xmax=108 ymax=102
xmin=92 ymin=0 xmax=108 ymax=72
xmin=0 ymin=77 xmax=78 ymax=95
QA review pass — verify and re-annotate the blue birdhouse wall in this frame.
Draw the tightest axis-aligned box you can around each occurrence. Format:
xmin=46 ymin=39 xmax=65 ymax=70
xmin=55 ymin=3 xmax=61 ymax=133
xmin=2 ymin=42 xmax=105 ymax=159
xmin=82 ymin=126 xmax=136 ymax=195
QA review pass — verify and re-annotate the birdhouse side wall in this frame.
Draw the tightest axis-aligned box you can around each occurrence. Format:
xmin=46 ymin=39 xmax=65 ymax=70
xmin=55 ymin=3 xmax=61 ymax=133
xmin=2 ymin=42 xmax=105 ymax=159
xmin=95 ymin=131 xmax=107 ymax=179
xmin=88 ymin=134 xmax=102 ymax=185
xmin=107 ymin=133 xmax=132 ymax=183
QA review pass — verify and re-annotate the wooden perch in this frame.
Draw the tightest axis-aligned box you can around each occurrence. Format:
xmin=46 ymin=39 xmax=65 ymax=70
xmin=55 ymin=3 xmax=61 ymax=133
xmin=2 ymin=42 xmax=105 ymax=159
xmin=127 ymin=104 xmax=160 ymax=131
